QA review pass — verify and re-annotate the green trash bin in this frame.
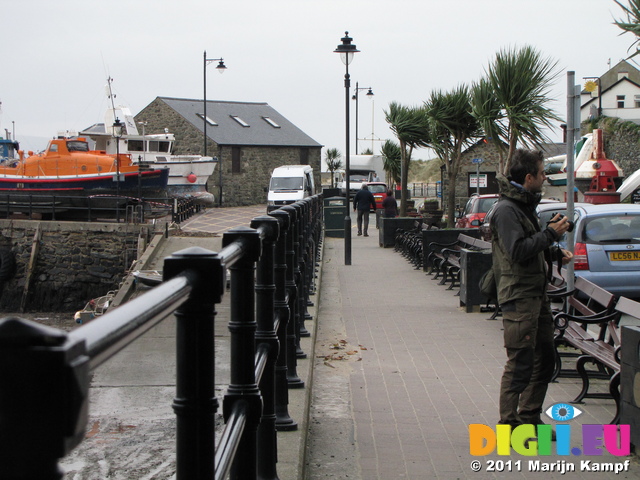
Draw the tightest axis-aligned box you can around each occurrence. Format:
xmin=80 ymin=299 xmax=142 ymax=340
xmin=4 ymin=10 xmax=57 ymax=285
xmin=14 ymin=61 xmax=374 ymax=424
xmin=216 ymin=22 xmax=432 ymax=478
xmin=324 ymin=196 xmax=347 ymax=238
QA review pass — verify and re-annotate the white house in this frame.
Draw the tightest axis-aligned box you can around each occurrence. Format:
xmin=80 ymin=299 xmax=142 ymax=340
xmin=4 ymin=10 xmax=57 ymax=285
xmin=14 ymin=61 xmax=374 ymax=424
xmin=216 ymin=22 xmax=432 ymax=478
xmin=581 ymin=59 xmax=640 ymax=123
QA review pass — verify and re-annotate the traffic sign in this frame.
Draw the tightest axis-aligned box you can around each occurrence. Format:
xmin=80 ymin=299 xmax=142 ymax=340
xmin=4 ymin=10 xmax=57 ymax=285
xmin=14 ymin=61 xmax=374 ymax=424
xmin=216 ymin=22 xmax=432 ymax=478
xmin=472 ymin=158 xmax=483 ymax=164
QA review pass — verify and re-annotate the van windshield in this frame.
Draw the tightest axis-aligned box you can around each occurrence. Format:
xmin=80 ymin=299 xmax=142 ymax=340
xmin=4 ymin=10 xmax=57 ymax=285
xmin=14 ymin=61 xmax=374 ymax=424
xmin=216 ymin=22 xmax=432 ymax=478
xmin=271 ymin=177 xmax=303 ymax=190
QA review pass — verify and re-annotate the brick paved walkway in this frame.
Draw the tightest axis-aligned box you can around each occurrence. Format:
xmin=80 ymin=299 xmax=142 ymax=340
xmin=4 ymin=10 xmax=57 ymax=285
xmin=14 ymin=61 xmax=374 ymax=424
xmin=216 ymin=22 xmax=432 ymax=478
xmin=306 ymin=232 xmax=640 ymax=479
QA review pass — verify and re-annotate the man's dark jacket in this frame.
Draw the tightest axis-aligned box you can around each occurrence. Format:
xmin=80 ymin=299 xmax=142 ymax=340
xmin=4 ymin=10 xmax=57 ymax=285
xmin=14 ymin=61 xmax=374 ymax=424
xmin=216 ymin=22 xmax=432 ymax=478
xmin=489 ymin=175 xmax=561 ymax=305
xmin=353 ymin=187 xmax=376 ymax=211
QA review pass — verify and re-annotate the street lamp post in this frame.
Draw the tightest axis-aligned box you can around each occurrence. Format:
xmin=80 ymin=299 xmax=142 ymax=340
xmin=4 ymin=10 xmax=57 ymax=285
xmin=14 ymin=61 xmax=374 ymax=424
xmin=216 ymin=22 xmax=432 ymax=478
xmin=352 ymin=82 xmax=374 ymax=155
xmin=203 ymin=51 xmax=226 ymax=206
xmin=334 ymin=31 xmax=360 ymax=266
xmin=113 ymin=118 xmax=124 ymax=222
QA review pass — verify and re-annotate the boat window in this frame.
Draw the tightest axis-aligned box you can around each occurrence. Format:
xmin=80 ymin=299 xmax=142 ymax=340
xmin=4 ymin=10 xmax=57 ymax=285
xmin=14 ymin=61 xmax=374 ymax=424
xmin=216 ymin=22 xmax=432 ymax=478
xmin=148 ymin=141 xmax=171 ymax=153
xmin=49 ymin=144 xmax=58 ymax=153
xmin=67 ymin=141 xmax=89 ymax=152
xmin=128 ymin=140 xmax=144 ymax=152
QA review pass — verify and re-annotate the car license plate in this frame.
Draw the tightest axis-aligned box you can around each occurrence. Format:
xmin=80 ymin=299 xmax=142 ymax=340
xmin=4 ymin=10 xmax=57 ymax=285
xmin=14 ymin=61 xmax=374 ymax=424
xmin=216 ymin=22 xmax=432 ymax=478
xmin=609 ymin=251 xmax=640 ymax=261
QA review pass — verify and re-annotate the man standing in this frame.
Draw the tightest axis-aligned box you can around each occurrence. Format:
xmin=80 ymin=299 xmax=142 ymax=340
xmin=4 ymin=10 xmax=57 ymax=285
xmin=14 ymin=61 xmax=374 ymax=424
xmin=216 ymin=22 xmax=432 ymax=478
xmin=353 ymin=184 xmax=376 ymax=236
xmin=490 ymin=149 xmax=572 ymax=432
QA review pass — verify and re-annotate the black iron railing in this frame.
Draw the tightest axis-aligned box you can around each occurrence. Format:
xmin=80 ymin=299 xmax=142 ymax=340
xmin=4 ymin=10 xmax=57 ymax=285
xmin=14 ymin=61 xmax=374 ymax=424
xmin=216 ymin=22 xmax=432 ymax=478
xmin=0 ymin=193 xmax=202 ymax=224
xmin=0 ymin=194 xmax=323 ymax=480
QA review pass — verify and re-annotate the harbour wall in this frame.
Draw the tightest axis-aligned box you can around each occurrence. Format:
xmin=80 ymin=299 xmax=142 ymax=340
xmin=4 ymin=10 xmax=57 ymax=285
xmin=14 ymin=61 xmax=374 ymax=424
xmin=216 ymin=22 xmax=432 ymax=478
xmin=0 ymin=220 xmax=150 ymax=312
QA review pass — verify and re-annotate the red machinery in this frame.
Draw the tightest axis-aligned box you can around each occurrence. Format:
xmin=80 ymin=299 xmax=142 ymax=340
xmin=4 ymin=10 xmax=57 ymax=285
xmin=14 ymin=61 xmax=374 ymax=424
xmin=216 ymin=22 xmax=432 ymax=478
xmin=582 ymin=129 xmax=623 ymax=204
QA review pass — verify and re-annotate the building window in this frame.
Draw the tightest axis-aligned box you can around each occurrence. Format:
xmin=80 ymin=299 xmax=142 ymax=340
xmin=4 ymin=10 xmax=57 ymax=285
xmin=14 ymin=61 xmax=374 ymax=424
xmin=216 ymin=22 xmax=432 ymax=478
xmin=262 ymin=116 xmax=281 ymax=128
xmin=196 ymin=113 xmax=218 ymax=126
xmin=231 ymin=147 xmax=242 ymax=173
xmin=300 ymin=148 xmax=309 ymax=165
xmin=617 ymin=95 xmax=626 ymax=108
xmin=230 ymin=115 xmax=250 ymax=127
xmin=635 ymin=95 xmax=640 ymax=108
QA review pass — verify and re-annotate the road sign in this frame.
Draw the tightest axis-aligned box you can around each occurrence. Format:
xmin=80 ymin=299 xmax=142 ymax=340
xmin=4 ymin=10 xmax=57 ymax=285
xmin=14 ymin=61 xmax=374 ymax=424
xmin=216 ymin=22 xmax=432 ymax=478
xmin=472 ymin=158 xmax=483 ymax=164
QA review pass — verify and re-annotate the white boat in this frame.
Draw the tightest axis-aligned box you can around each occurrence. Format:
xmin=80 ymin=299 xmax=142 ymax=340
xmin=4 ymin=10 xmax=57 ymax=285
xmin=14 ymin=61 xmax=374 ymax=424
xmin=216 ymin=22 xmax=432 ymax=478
xmin=546 ymin=132 xmax=623 ymax=192
xmin=617 ymin=168 xmax=640 ymax=202
xmin=81 ymin=79 xmax=217 ymax=206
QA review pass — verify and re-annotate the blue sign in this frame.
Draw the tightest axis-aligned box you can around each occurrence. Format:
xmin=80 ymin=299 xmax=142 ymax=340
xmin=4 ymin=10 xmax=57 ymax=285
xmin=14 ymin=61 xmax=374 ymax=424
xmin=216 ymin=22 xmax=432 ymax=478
xmin=472 ymin=158 xmax=483 ymax=164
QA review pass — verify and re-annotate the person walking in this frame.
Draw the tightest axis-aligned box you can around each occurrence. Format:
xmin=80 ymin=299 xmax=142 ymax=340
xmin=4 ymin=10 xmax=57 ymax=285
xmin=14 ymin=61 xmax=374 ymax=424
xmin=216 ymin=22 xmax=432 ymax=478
xmin=489 ymin=149 xmax=572 ymax=434
xmin=353 ymin=184 xmax=376 ymax=236
xmin=381 ymin=190 xmax=398 ymax=218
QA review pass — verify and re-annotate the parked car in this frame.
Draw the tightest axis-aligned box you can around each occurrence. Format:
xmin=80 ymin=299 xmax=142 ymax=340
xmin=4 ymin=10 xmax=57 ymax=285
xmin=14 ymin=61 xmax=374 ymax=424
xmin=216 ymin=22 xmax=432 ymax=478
xmin=455 ymin=194 xmax=499 ymax=229
xmin=364 ymin=181 xmax=388 ymax=210
xmin=483 ymin=201 xmax=640 ymax=298
xmin=565 ymin=203 xmax=640 ymax=298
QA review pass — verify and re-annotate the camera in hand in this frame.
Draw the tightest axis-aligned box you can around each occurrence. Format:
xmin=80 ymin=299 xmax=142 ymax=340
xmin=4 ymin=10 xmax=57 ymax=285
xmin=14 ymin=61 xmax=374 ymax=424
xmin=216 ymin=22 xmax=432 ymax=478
xmin=547 ymin=215 xmax=574 ymax=232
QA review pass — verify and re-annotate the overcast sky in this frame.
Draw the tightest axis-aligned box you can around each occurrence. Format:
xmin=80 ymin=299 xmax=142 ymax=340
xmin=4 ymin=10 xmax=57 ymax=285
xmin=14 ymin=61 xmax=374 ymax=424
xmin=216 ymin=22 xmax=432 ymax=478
xmin=0 ymin=0 xmax=635 ymax=159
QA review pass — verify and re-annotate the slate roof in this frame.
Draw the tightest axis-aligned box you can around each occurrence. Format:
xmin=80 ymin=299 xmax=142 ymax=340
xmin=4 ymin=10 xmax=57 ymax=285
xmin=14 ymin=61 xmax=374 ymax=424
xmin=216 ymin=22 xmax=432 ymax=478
xmin=158 ymin=97 xmax=322 ymax=148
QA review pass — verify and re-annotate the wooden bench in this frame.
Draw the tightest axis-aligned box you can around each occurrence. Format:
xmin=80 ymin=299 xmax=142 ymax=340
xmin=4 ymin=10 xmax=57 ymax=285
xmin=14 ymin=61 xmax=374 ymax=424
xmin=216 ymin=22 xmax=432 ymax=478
xmin=552 ymin=276 xmax=617 ymax=381
xmin=430 ymin=234 xmax=491 ymax=290
xmin=552 ymin=279 xmax=633 ymax=424
xmin=571 ymin=296 xmax=640 ymax=424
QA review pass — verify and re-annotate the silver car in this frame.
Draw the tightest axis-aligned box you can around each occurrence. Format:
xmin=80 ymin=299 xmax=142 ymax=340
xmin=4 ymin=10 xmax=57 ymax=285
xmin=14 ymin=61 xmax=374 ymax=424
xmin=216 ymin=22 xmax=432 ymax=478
xmin=558 ymin=203 xmax=640 ymax=298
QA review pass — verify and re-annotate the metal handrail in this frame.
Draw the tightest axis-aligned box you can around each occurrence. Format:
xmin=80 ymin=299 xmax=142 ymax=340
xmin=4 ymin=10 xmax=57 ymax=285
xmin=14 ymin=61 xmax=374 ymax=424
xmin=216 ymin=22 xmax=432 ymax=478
xmin=0 ymin=193 xmax=324 ymax=480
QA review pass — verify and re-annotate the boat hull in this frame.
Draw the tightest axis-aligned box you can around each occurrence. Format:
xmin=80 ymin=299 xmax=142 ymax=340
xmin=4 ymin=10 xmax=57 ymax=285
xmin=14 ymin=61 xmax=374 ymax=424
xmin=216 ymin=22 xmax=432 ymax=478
xmin=0 ymin=168 xmax=170 ymax=217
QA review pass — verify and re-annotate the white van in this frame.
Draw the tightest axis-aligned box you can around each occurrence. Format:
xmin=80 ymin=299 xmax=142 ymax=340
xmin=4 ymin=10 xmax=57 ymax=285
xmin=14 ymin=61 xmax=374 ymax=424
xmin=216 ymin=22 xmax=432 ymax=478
xmin=267 ymin=165 xmax=315 ymax=212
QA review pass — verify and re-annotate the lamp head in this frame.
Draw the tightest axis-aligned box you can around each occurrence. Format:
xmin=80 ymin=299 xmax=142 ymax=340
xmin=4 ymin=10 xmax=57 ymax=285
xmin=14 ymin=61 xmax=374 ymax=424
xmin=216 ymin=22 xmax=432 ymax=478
xmin=334 ymin=31 xmax=359 ymax=66
xmin=366 ymin=88 xmax=374 ymax=98
xmin=216 ymin=59 xmax=227 ymax=74
xmin=112 ymin=118 xmax=123 ymax=138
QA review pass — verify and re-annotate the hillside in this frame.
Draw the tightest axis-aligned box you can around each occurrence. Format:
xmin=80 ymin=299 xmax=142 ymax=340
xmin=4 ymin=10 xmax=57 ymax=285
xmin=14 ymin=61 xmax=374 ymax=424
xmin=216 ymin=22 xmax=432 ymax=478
xmin=409 ymin=158 xmax=441 ymax=184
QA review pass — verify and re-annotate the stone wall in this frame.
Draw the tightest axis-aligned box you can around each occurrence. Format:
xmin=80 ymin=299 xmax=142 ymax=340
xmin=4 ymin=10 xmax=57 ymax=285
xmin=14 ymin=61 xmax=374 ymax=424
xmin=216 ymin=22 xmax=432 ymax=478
xmin=0 ymin=220 xmax=147 ymax=312
xmin=214 ymin=146 xmax=321 ymax=207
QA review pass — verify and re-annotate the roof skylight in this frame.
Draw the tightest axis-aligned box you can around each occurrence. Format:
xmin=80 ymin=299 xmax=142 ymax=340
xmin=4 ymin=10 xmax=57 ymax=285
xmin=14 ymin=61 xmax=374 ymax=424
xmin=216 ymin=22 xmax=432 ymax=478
xmin=196 ymin=113 xmax=218 ymax=126
xmin=262 ymin=116 xmax=281 ymax=128
xmin=231 ymin=115 xmax=250 ymax=127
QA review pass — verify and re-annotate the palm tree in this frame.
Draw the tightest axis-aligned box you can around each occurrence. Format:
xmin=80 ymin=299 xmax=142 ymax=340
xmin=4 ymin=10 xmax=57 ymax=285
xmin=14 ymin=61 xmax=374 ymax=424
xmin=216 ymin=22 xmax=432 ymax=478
xmin=324 ymin=148 xmax=343 ymax=188
xmin=380 ymin=139 xmax=401 ymax=189
xmin=474 ymin=45 xmax=562 ymax=174
xmin=424 ymin=85 xmax=481 ymax=227
xmin=614 ymin=0 xmax=640 ymax=59
xmin=384 ymin=102 xmax=430 ymax=216
xmin=471 ymin=77 xmax=507 ymax=172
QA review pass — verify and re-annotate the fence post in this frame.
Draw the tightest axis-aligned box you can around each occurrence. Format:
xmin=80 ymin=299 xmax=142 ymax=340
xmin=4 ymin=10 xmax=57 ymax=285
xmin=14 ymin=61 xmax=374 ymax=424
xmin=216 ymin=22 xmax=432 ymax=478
xmin=164 ymin=246 xmax=224 ymax=480
xmin=269 ymin=209 xmax=298 ymax=430
xmin=222 ymin=226 xmax=264 ymax=479
xmin=292 ymin=203 xmax=308 ymax=357
xmin=280 ymin=205 xmax=304 ymax=388
xmin=250 ymin=215 xmax=281 ymax=480
xmin=0 ymin=318 xmax=90 ymax=480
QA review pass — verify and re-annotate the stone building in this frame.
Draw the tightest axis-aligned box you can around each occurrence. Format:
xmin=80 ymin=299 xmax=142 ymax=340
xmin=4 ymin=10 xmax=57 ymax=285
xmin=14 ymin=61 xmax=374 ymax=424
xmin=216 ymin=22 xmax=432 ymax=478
xmin=135 ymin=97 xmax=323 ymax=207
